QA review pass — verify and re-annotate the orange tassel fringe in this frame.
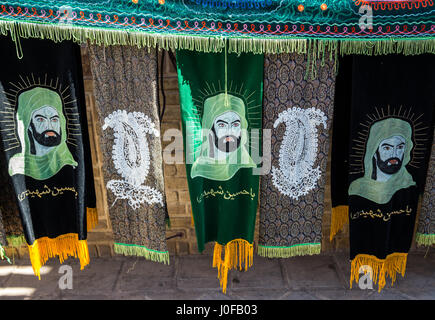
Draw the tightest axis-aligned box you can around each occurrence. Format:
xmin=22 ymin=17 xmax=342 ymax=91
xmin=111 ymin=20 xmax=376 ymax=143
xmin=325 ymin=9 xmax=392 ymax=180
xmin=28 ymin=233 xmax=90 ymax=279
xmin=87 ymin=207 xmax=98 ymax=231
xmin=212 ymin=239 xmax=253 ymax=293
xmin=329 ymin=205 xmax=349 ymax=241
xmin=350 ymin=252 xmax=407 ymax=292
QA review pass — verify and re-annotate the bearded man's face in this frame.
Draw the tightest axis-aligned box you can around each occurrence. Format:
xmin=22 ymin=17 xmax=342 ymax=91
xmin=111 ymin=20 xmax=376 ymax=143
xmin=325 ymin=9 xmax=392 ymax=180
xmin=375 ymin=135 xmax=406 ymax=175
xmin=29 ymin=106 xmax=62 ymax=150
xmin=211 ymin=111 xmax=242 ymax=153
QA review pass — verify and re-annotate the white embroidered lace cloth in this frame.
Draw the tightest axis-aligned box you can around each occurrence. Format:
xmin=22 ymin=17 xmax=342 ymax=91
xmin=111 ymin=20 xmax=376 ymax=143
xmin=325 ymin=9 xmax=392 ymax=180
xmin=271 ymin=107 xmax=327 ymax=200
xmin=103 ymin=110 xmax=163 ymax=209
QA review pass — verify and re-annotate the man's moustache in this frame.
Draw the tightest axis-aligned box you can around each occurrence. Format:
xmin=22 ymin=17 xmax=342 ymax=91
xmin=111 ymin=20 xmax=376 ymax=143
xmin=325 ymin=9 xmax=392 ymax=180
xmin=386 ymin=158 xmax=401 ymax=166
xmin=42 ymin=130 xmax=59 ymax=137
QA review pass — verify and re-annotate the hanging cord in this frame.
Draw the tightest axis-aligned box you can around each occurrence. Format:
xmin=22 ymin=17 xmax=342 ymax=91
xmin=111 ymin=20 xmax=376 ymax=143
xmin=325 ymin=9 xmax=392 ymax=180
xmin=159 ymin=49 xmax=167 ymax=123
xmin=168 ymin=50 xmax=177 ymax=71
xmin=424 ymin=246 xmax=430 ymax=259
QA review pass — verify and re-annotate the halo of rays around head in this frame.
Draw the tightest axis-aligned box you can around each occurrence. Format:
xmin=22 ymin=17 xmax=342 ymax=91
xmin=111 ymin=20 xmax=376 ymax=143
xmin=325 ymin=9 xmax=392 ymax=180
xmin=186 ymin=80 xmax=261 ymax=162
xmin=349 ymin=105 xmax=427 ymax=175
xmin=0 ymin=74 xmax=81 ymax=153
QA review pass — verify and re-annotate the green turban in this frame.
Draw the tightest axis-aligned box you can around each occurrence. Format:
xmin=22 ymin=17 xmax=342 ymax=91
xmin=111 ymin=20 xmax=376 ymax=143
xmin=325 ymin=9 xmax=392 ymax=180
xmin=8 ymin=87 xmax=77 ymax=180
xmin=348 ymin=117 xmax=416 ymax=204
xmin=190 ymin=93 xmax=256 ymax=181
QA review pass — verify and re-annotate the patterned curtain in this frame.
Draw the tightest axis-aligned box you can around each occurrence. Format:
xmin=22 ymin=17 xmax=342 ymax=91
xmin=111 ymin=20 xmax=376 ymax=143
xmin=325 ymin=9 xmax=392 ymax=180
xmin=258 ymin=52 xmax=336 ymax=258
xmin=89 ymin=44 xmax=170 ymax=264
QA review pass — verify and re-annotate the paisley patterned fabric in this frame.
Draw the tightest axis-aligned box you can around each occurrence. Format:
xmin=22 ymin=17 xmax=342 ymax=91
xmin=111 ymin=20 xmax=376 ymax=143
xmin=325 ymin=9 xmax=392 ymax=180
xmin=258 ymin=52 xmax=336 ymax=258
xmin=88 ymin=44 xmax=169 ymax=264
xmin=416 ymin=128 xmax=435 ymax=246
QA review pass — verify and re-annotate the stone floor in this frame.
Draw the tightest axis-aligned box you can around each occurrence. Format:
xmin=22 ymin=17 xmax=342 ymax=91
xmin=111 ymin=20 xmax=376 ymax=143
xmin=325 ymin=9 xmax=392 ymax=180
xmin=0 ymin=251 xmax=434 ymax=300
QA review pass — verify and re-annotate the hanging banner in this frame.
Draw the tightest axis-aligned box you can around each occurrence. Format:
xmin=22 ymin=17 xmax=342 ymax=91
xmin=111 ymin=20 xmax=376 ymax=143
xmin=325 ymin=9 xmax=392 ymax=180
xmin=176 ymin=48 xmax=263 ymax=293
xmin=89 ymin=44 xmax=170 ymax=264
xmin=258 ymin=52 xmax=336 ymax=258
xmin=331 ymin=54 xmax=435 ymax=291
xmin=0 ymin=36 xmax=97 ymax=278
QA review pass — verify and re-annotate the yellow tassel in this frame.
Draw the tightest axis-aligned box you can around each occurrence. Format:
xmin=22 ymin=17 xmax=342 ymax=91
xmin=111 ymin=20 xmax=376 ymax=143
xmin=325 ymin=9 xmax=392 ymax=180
xmin=350 ymin=252 xmax=407 ymax=292
xmin=329 ymin=205 xmax=349 ymax=241
xmin=212 ymin=239 xmax=253 ymax=293
xmin=212 ymin=242 xmax=222 ymax=268
xmin=27 ymin=233 xmax=90 ymax=279
xmin=87 ymin=207 xmax=98 ymax=231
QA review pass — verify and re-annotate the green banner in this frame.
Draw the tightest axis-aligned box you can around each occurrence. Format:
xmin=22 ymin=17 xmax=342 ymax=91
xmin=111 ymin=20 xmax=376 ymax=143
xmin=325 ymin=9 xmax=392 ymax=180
xmin=176 ymin=47 xmax=263 ymax=293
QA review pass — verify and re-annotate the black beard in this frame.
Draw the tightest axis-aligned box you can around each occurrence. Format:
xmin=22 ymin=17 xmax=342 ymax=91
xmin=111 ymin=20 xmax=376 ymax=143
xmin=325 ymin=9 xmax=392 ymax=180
xmin=29 ymin=122 xmax=61 ymax=148
xmin=375 ymin=150 xmax=403 ymax=175
xmin=212 ymin=126 xmax=241 ymax=153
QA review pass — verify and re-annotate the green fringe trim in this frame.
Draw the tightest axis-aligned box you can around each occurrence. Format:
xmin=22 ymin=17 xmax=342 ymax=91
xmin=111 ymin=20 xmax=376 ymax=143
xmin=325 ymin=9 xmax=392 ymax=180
xmin=0 ymin=20 xmax=226 ymax=54
xmin=2 ymin=19 xmax=435 ymax=80
xmin=228 ymin=37 xmax=309 ymax=55
xmin=415 ymin=233 xmax=435 ymax=247
xmin=114 ymin=242 xmax=170 ymax=264
xmin=339 ymin=39 xmax=435 ymax=56
xmin=1 ymin=19 xmax=435 ymax=56
xmin=257 ymin=243 xmax=321 ymax=258
xmin=0 ymin=244 xmax=11 ymax=264
xmin=6 ymin=234 xmax=27 ymax=247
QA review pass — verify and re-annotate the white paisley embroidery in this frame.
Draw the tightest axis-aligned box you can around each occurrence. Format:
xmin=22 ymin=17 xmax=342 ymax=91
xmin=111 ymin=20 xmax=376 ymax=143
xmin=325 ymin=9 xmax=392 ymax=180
xmin=103 ymin=110 xmax=163 ymax=209
xmin=271 ymin=107 xmax=327 ymax=200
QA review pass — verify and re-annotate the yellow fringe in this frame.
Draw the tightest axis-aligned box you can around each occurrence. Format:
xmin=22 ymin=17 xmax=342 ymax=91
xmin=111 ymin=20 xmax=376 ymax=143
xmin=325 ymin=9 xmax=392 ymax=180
xmin=212 ymin=239 xmax=253 ymax=294
xmin=329 ymin=205 xmax=349 ymax=241
xmin=350 ymin=252 xmax=407 ymax=292
xmin=87 ymin=207 xmax=98 ymax=231
xmin=28 ymin=233 xmax=90 ymax=279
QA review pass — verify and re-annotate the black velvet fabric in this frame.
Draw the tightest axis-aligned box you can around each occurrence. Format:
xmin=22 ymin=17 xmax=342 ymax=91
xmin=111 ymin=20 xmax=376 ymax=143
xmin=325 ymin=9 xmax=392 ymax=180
xmin=0 ymin=36 xmax=96 ymax=244
xmin=332 ymin=54 xmax=435 ymax=260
